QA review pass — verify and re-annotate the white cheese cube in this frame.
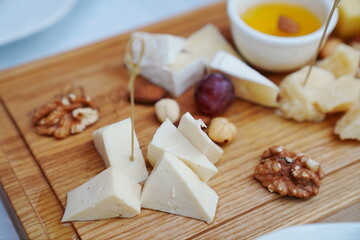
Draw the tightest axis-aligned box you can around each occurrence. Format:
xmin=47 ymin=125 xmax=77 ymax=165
xmin=92 ymin=118 xmax=148 ymax=183
xmin=178 ymin=112 xmax=223 ymax=164
xmin=141 ymin=152 xmax=218 ymax=224
xmin=62 ymin=167 xmax=141 ymax=222
xmin=131 ymin=31 xmax=186 ymax=66
xmin=147 ymin=119 xmax=218 ymax=182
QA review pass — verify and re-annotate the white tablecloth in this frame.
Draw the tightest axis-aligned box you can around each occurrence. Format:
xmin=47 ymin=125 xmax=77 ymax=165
xmin=0 ymin=0 xmax=221 ymax=239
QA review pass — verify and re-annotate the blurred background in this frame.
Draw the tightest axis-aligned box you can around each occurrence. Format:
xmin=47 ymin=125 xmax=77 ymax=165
xmin=0 ymin=0 xmax=221 ymax=71
xmin=0 ymin=0 xmax=221 ymax=239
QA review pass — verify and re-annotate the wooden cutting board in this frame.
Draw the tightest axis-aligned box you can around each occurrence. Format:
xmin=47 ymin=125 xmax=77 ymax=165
xmin=0 ymin=2 xmax=359 ymax=239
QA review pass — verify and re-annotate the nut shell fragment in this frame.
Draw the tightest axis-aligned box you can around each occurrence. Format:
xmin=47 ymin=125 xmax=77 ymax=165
xmin=254 ymin=146 xmax=324 ymax=199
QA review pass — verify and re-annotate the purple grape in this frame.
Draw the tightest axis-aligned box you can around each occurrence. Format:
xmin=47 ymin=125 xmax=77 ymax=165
xmin=195 ymin=73 xmax=235 ymax=116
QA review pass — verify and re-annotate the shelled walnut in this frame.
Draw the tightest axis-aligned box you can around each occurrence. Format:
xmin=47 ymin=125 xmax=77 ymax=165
xmin=32 ymin=91 xmax=99 ymax=139
xmin=254 ymin=146 xmax=324 ymax=199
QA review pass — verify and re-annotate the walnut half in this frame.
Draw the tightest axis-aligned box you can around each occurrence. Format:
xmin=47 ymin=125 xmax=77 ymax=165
xmin=254 ymin=146 xmax=324 ymax=199
xmin=32 ymin=92 xmax=99 ymax=139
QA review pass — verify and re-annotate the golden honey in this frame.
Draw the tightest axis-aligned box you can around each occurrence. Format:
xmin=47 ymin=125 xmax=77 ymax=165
xmin=241 ymin=3 xmax=322 ymax=37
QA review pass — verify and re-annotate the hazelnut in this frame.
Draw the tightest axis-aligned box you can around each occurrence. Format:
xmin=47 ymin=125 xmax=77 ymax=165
xmin=208 ymin=117 xmax=237 ymax=144
xmin=155 ymin=98 xmax=180 ymax=123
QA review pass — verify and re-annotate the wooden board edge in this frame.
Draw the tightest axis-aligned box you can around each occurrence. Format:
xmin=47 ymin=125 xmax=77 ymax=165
xmin=0 ymin=102 xmax=79 ymax=239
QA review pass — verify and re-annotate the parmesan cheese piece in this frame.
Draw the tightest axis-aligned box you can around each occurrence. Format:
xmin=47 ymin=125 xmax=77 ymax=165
xmin=317 ymin=44 xmax=360 ymax=78
xmin=335 ymin=0 xmax=360 ymax=38
xmin=92 ymin=118 xmax=148 ymax=183
xmin=210 ymin=51 xmax=279 ymax=107
xmin=147 ymin=119 xmax=218 ymax=182
xmin=141 ymin=152 xmax=218 ymax=223
xmin=61 ymin=167 xmax=141 ymax=222
xmin=178 ymin=112 xmax=223 ymax=164
xmin=277 ymin=66 xmax=336 ymax=122
xmin=315 ymin=76 xmax=360 ymax=113
xmin=335 ymin=102 xmax=360 ymax=141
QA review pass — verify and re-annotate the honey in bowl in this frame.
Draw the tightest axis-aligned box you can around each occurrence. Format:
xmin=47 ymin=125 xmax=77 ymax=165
xmin=241 ymin=3 xmax=322 ymax=37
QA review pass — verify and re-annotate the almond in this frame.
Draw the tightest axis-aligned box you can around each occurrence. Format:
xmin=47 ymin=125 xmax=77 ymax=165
xmin=278 ymin=16 xmax=300 ymax=34
xmin=129 ymin=77 xmax=167 ymax=104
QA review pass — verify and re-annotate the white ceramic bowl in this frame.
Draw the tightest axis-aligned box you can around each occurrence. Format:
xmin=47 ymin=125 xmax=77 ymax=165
xmin=227 ymin=0 xmax=338 ymax=72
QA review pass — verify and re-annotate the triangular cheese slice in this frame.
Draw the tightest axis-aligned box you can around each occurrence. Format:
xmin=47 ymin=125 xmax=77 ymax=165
xmin=210 ymin=51 xmax=279 ymax=107
xmin=62 ymin=167 xmax=141 ymax=222
xmin=147 ymin=119 xmax=218 ymax=182
xmin=141 ymin=152 xmax=218 ymax=223
xmin=178 ymin=112 xmax=223 ymax=164
xmin=92 ymin=118 xmax=148 ymax=183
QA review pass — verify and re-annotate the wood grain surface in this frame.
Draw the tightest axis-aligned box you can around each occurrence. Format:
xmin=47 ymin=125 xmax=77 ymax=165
xmin=0 ymin=1 xmax=359 ymax=239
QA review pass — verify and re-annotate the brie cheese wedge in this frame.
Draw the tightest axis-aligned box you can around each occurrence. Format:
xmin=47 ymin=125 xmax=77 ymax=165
xmin=131 ymin=31 xmax=186 ymax=66
xmin=92 ymin=118 xmax=148 ymax=183
xmin=133 ymin=24 xmax=239 ymax=97
xmin=62 ymin=167 xmax=141 ymax=222
xmin=147 ymin=119 xmax=218 ymax=182
xmin=141 ymin=152 xmax=218 ymax=223
xmin=210 ymin=51 xmax=279 ymax=107
xmin=178 ymin=112 xmax=223 ymax=164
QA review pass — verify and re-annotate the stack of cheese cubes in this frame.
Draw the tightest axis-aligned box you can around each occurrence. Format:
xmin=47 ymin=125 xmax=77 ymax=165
xmin=62 ymin=112 xmax=223 ymax=223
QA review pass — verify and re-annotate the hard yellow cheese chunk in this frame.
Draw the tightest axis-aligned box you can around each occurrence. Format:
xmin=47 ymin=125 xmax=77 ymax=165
xmin=315 ymin=76 xmax=360 ymax=113
xmin=277 ymin=66 xmax=336 ymax=122
xmin=335 ymin=0 xmax=360 ymax=38
xmin=335 ymin=102 xmax=360 ymax=141
xmin=317 ymin=44 xmax=360 ymax=78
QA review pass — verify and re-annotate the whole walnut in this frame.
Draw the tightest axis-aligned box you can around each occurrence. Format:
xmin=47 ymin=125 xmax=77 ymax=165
xmin=254 ymin=146 xmax=324 ymax=199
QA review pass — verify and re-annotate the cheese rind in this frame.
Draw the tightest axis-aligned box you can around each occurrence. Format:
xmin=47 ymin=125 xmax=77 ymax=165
xmin=131 ymin=31 xmax=186 ymax=66
xmin=178 ymin=112 xmax=223 ymax=164
xmin=141 ymin=152 xmax=218 ymax=223
xmin=92 ymin=118 xmax=148 ymax=183
xmin=61 ymin=167 xmax=141 ymax=221
xmin=210 ymin=51 xmax=279 ymax=107
xmin=147 ymin=119 xmax=218 ymax=182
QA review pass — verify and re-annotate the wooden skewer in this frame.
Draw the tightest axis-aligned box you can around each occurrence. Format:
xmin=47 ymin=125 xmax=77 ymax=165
xmin=303 ymin=0 xmax=341 ymax=86
xmin=124 ymin=37 xmax=145 ymax=161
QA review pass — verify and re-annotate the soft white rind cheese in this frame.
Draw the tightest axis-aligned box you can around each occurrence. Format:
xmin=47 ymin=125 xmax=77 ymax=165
xmin=139 ymin=58 xmax=206 ymax=97
xmin=131 ymin=31 xmax=186 ymax=66
xmin=92 ymin=118 xmax=148 ymax=183
xmin=178 ymin=112 xmax=223 ymax=164
xmin=132 ymin=24 xmax=239 ymax=97
xmin=147 ymin=119 xmax=218 ymax=182
xmin=210 ymin=51 xmax=279 ymax=107
xmin=61 ymin=167 xmax=141 ymax=222
xmin=141 ymin=152 xmax=218 ymax=224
